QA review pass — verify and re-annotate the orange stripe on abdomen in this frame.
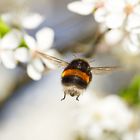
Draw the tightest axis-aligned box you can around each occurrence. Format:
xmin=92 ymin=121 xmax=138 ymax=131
xmin=62 ymin=69 xmax=90 ymax=83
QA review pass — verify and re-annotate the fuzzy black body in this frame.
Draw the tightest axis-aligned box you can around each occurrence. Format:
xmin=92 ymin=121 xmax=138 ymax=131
xmin=61 ymin=59 xmax=92 ymax=89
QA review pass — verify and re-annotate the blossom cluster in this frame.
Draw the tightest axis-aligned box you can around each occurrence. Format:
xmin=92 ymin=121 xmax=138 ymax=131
xmin=75 ymin=93 xmax=140 ymax=140
xmin=0 ymin=12 xmax=56 ymax=80
xmin=68 ymin=0 xmax=140 ymax=55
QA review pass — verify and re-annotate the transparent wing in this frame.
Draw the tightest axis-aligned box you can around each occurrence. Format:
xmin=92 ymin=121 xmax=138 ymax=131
xmin=36 ymin=51 xmax=69 ymax=67
xmin=91 ymin=66 xmax=121 ymax=75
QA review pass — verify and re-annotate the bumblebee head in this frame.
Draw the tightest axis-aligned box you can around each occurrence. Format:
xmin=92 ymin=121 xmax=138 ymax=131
xmin=68 ymin=59 xmax=91 ymax=73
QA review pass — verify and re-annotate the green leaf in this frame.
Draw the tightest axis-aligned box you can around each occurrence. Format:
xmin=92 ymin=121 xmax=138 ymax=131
xmin=0 ymin=18 xmax=10 ymax=37
xmin=119 ymin=75 xmax=140 ymax=106
xmin=19 ymin=38 xmax=29 ymax=49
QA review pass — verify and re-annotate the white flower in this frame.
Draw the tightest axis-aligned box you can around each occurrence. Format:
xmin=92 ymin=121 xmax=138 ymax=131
xmin=68 ymin=0 xmax=140 ymax=33
xmin=0 ymin=29 xmax=21 ymax=69
xmin=123 ymin=33 xmax=140 ymax=55
xmin=77 ymin=94 xmax=134 ymax=139
xmin=105 ymin=29 xmax=140 ymax=55
xmin=15 ymin=27 xmax=55 ymax=80
xmin=95 ymin=96 xmax=133 ymax=132
xmin=1 ymin=11 xmax=44 ymax=29
xmin=67 ymin=0 xmax=104 ymax=15
xmin=94 ymin=0 xmax=140 ymax=30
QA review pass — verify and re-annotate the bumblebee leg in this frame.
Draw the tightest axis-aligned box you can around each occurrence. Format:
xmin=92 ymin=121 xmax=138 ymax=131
xmin=76 ymin=95 xmax=80 ymax=101
xmin=61 ymin=93 xmax=66 ymax=101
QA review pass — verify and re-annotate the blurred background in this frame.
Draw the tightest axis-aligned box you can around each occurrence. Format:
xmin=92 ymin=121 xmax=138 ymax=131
xmin=0 ymin=0 xmax=140 ymax=140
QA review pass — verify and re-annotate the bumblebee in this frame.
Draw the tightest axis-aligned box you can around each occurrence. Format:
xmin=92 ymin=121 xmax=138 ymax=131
xmin=37 ymin=51 xmax=120 ymax=101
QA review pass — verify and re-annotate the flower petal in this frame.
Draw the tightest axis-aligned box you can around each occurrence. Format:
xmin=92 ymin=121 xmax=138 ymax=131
xmin=1 ymin=13 xmax=13 ymax=25
xmin=24 ymin=34 xmax=37 ymax=50
xmin=22 ymin=13 xmax=44 ymax=29
xmin=129 ymin=33 xmax=140 ymax=46
xmin=32 ymin=58 xmax=44 ymax=72
xmin=134 ymin=4 xmax=140 ymax=15
xmin=105 ymin=29 xmax=123 ymax=45
xmin=126 ymin=13 xmax=140 ymax=32
xmin=36 ymin=28 xmax=54 ymax=50
xmin=125 ymin=0 xmax=138 ymax=5
xmin=105 ymin=13 xmax=125 ymax=29
xmin=94 ymin=8 xmax=107 ymax=23
xmin=130 ymin=27 xmax=140 ymax=34
xmin=27 ymin=59 xmax=44 ymax=80
xmin=27 ymin=64 xmax=42 ymax=80
xmin=105 ymin=0 xmax=124 ymax=12
xmin=1 ymin=30 xmax=21 ymax=49
xmin=67 ymin=1 xmax=94 ymax=15
xmin=1 ymin=50 xmax=17 ymax=69
xmin=123 ymin=38 xmax=140 ymax=55
xmin=15 ymin=47 xmax=30 ymax=63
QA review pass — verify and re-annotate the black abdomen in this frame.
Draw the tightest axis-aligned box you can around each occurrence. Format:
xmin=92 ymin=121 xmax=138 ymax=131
xmin=62 ymin=75 xmax=88 ymax=89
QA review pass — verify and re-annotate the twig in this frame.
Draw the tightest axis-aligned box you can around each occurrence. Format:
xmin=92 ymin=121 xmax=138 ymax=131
xmin=84 ymin=28 xmax=111 ymax=58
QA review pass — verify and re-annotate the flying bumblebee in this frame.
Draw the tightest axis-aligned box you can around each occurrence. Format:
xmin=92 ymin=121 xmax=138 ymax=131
xmin=37 ymin=51 xmax=120 ymax=101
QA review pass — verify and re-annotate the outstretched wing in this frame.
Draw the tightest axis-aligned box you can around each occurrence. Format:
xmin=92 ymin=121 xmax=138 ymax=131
xmin=91 ymin=66 xmax=121 ymax=75
xmin=36 ymin=51 xmax=69 ymax=67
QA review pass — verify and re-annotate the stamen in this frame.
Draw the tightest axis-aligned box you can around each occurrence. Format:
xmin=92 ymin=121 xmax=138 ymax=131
xmin=124 ymin=4 xmax=134 ymax=15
